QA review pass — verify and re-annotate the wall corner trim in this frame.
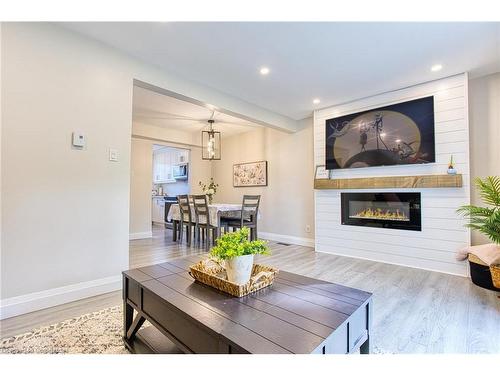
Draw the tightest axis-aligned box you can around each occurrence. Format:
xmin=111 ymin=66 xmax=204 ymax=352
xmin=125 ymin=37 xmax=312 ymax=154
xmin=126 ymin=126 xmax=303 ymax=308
xmin=0 ymin=275 xmax=122 ymax=320
xmin=129 ymin=231 xmax=153 ymax=240
xmin=258 ymin=232 xmax=315 ymax=248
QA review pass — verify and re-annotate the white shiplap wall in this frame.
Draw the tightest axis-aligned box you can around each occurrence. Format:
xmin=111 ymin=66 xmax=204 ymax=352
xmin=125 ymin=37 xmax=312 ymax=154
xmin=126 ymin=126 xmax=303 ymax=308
xmin=314 ymin=73 xmax=470 ymax=276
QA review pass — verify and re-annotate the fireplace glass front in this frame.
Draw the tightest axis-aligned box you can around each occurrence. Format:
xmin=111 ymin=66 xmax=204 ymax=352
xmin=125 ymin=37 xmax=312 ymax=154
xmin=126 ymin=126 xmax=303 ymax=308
xmin=341 ymin=192 xmax=421 ymax=231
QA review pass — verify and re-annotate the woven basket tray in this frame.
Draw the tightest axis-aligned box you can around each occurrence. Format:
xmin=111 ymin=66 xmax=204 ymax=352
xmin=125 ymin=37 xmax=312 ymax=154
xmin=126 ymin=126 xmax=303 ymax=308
xmin=189 ymin=258 xmax=279 ymax=297
xmin=468 ymin=253 xmax=500 ymax=288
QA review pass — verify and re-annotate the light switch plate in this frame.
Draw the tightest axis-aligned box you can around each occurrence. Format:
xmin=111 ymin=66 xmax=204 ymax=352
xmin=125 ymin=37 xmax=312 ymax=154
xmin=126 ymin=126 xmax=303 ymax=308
xmin=109 ymin=148 xmax=119 ymax=162
xmin=72 ymin=132 xmax=85 ymax=147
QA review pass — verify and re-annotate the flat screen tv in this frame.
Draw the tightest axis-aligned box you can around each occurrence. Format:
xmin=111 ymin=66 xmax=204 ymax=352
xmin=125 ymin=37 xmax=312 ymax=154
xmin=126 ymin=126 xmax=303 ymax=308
xmin=325 ymin=96 xmax=435 ymax=170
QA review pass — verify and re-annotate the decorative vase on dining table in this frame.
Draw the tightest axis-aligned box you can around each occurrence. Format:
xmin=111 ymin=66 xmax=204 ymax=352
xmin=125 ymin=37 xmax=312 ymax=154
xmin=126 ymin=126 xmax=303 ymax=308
xmin=199 ymin=178 xmax=218 ymax=205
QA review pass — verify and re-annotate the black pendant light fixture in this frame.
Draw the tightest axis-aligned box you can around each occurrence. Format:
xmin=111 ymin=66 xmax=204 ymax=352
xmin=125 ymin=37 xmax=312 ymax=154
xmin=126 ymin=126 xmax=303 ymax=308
xmin=202 ymin=118 xmax=221 ymax=160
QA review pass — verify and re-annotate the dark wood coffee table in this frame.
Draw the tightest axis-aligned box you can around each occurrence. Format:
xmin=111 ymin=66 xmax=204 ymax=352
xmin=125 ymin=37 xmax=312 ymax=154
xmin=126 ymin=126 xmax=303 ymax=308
xmin=122 ymin=255 xmax=373 ymax=354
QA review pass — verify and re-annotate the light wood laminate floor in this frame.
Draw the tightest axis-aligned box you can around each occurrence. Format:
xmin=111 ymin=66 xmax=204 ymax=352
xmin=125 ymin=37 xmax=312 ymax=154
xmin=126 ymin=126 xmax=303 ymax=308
xmin=1 ymin=224 xmax=499 ymax=353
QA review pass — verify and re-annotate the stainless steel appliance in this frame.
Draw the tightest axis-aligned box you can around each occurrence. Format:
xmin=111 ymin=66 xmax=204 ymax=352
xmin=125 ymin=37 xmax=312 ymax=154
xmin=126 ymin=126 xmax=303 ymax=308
xmin=172 ymin=164 xmax=188 ymax=180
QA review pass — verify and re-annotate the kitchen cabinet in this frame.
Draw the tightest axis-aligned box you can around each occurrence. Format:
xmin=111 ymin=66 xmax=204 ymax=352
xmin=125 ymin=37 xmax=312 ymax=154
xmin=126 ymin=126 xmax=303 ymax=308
xmin=153 ymin=149 xmax=175 ymax=184
xmin=175 ymin=149 xmax=189 ymax=164
xmin=152 ymin=197 xmax=165 ymax=223
xmin=153 ymin=148 xmax=190 ymax=183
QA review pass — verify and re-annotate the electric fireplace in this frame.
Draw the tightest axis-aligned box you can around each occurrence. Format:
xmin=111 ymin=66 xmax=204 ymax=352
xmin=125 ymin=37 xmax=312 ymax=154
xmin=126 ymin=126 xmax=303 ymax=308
xmin=341 ymin=192 xmax=421 ymax=231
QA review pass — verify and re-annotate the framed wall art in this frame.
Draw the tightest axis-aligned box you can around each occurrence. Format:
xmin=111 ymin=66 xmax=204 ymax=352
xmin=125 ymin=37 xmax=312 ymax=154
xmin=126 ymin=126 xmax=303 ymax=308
xmin=233 ymin=161 xmax=268 ymax=187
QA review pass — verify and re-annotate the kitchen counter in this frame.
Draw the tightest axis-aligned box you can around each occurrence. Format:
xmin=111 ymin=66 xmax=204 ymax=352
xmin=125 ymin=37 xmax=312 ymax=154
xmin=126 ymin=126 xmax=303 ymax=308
xmin=152 ymin=196 xmax=177 ymax=228
xmin=152 ymin=195 xmax=177 ymax=201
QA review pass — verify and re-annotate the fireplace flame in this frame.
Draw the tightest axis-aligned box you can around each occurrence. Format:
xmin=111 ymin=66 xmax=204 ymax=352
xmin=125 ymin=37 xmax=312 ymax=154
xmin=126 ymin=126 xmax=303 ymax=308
xmin=351 ymin=207 xmax=409 ymax=221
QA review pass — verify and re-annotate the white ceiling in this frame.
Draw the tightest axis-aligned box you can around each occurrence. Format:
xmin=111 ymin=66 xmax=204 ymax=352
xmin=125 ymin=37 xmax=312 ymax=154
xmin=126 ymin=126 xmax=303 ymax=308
xmin=63 ymin=22 xmax=500 ymax=120
xmin=133 ymin=85 xmax=261 ymax=137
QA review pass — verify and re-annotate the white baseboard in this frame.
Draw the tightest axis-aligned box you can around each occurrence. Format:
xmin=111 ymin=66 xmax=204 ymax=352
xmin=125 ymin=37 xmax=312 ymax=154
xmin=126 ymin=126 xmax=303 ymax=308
xmin=258 ymin=232 xmax=315 ymax=248
xmin=129 ymin=231 xmax=152 ymax=240
xmin=0 ymin=275 xmax=122 ymax=320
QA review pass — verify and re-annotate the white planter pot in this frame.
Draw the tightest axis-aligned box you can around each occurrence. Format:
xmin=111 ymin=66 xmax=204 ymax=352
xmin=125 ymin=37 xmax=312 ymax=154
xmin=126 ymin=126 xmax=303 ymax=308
xmin=225 ymin=254 xmax=254 ymax=285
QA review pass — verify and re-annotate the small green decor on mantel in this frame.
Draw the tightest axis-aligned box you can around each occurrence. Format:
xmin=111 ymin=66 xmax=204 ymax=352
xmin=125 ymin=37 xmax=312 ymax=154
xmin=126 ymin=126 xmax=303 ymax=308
xmin=198 ymin=178 xmax=219 ymax=204
xmin=457 ymin=176 xmax=500 ymax=244
xmin=210 ymin=227 xmax=269 ymax=284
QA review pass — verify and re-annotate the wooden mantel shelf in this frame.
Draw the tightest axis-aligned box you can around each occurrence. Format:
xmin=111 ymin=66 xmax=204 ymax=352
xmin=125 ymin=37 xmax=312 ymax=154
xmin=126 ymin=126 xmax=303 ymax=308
xmin=314 ymin=174 xmax=463 ymax=190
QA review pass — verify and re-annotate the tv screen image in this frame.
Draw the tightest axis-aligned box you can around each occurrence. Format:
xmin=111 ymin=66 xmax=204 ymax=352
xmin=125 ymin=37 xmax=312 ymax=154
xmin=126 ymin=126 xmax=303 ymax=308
xmin=325 ymin=96 xmax=435 ymax=170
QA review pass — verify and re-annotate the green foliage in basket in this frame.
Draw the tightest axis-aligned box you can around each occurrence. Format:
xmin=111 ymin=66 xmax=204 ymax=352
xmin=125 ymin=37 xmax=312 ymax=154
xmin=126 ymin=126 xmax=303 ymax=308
xmin=210 ymin=227 xmax=270 ymax=260
xmin=457 ymin=176 xmax=500 ymax=244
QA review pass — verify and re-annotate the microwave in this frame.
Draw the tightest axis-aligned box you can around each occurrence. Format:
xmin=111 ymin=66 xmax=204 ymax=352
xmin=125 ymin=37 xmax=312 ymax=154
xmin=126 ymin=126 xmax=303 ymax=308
xmin=172 ymin=164 xmax=188 ymax=180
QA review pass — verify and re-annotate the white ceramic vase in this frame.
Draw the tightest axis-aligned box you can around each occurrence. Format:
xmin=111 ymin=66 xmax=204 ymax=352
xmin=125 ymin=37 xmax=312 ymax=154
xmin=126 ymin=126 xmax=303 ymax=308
xmin=225 ymin=254 xmax=254 ymax=284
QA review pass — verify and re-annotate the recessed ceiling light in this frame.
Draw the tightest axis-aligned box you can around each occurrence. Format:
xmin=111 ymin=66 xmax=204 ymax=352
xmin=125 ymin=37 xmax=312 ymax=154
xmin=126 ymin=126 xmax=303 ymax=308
xmin=431 ymin=64 xmax=443 ymax=72
xmin=380 ymin=133 xmax=386 ymax=138
xmin=395 ymin=139 xmax=401 ymax=143
xmin=259 ymin=67 xmax=270 ymax=75
xmin=313 ymin=98 xmax=321 ymax=105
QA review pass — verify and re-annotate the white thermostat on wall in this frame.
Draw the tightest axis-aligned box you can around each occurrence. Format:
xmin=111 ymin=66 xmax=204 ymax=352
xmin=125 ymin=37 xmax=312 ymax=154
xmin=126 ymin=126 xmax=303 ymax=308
xmin=109 ymin=148 xmax=119 ymax=162
xmin=72 ymin=132 xmax=85 ymax=148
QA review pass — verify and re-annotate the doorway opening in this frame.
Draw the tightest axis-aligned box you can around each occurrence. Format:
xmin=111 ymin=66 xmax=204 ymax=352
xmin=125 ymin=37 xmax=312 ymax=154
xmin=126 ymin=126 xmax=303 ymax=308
xmin=128 ymin=82 xmax=261 ymax=268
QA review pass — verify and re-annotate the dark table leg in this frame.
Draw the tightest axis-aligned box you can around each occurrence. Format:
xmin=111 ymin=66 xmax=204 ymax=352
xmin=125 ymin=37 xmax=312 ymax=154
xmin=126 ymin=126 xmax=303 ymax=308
xmin=123 ymin=300 xmax=134 ymax=342
xmin=126 ymin=313 xmax=146 ymax=340
xmin=360 ymin=337 xmax=370 ymax=354
xmin=172 ymin=220 xmax=178 ymax=242
xmin=360 ymin=300 xmax=372 ymax=354
xmin=217 ymin=212 xmax=221 ymax=239
xmin=123 ymin=300 xmax=146 ymax=351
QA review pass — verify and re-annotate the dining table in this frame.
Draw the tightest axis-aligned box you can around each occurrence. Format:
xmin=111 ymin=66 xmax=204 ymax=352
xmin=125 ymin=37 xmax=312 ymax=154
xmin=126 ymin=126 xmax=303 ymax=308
xmin=166 ymin=203 xmax=260 ymax=241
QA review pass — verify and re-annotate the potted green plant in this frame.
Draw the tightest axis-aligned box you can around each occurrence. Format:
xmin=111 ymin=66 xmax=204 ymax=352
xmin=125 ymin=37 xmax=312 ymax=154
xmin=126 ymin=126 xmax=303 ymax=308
xmin=457 ymin=176 xmax=500 ymax=245
xmin=210 ymin=227 xmax=269 ymax=284
xmin=457 ymin=176 xmax=500 ymax=290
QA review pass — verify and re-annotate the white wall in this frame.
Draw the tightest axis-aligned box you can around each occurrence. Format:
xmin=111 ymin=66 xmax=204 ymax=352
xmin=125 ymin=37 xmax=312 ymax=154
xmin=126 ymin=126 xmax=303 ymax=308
xmin=1 ymin=23 xmax=133 ymax=312
xmin=314 ymin=74 xmax=471 ymax=276
xmin=129 ymin=138 xmax=154 ymax=237
xmin=132 ymin=122 xmax=195 ymax=146
xmin=0 ymin=23 xmax=3 ymax=288
xmin=213 ymin=122 xmax=315 ymax=246
xmin=469 ymin=72 xmax=500 ymax=245
xmin=0 ymin=23 xmax=284 ymax=318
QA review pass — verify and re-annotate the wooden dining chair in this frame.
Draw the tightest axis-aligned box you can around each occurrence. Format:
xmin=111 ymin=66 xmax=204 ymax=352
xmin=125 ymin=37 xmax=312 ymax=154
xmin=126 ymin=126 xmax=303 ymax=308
xmin=222 ymin=195 xmax=260 ymax=240
xmin=191 ymin=194 xmax=218 ymax=248
xmin=177 ymin=195 xmax=195 ymax=246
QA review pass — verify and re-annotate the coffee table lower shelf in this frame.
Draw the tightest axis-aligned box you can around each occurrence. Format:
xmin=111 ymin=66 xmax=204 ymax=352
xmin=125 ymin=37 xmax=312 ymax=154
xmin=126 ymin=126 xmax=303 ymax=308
xmin=124 ymin=326 xmax=183 ymax=354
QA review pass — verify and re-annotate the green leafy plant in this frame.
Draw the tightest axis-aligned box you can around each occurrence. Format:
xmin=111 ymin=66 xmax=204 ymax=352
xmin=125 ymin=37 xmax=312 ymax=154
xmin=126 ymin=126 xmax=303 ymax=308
xmin=210 ymin=227 xmax=270 ymax=260
xmin=457 ymin=176 xmax=500 ymax=244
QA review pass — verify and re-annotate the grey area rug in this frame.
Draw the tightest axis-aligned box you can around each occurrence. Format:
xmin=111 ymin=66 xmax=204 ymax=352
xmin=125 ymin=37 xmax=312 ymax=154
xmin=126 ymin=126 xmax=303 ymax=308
xmin=0 ymin=305 xmax=391 ymax=354
xmin=0 ymin=306 xmax=130 ymax=354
